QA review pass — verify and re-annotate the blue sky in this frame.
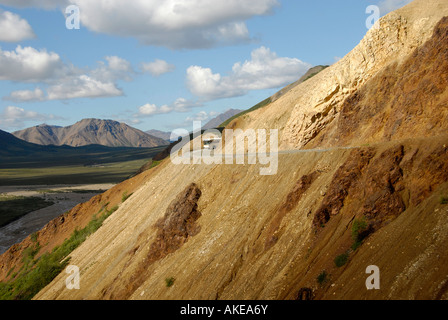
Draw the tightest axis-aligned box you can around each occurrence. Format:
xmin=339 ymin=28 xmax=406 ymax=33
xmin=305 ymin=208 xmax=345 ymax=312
xmin=0 ymin=0 xmax=412 ymax=133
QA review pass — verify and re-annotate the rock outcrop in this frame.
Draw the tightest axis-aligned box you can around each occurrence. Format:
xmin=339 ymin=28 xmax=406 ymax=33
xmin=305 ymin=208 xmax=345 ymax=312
xmin=226 ymin=0 xmax=448 ymax=151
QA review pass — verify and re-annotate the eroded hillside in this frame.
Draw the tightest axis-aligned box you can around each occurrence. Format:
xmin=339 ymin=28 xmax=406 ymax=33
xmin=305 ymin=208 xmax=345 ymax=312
xmin=34 ymin=134 xmax=448 ymax=300
xmin=2 ymin=0 xmax=448 ymax=301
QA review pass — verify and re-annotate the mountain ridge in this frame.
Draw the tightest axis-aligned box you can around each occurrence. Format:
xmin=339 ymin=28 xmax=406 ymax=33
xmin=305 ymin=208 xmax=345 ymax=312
xmin=146 ymin=109 xmax=243 ymax=142
xmin=13 ymin=119 xmax=169 ymax=148
xmin=219 ymin=65 xmax=329 ymax=128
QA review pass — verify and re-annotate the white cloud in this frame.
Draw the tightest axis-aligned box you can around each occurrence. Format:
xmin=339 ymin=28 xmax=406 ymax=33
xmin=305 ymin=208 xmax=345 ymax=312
xmin=171 ymin=97 xmax=202 ymax=112
xmin=0 ymin=0 xmax=278 ymax=49
xmin=377 ymin=0 xmax=413 ymax=15
xmin=0 ymin=10 xmax=36 ymax=42
xmin=48 ymin=56 xmax=132 ymax=100
xmin=186 ymin=46 xmax=312 ymax=100
xmin=141 ymin=59 xmax=175 ymax=76
xmin=136 ymin=97 xmax=202 ymax=119
xmin=0 ymin=0 xmax=68 ymax=9
xmin=2 ymin=106 xmax=43 ymax=119
xmin=46 ymin=75 xmax=123 ymax=100
xmin=2 ymin=51 xmax=133 ymax=101
xmin=0 ymin=105 xmax=60 ymax=129
xmin=162 ymin=110 xmax=220 ymax=130
xmin=124 ymin=118 xmax=142 ymax=126
xmin=185 ymin=111 xmax=215 ymax=123
xmin=187 ymin=66 xmax=237 ymax=100
xmin=5 ymin=87 xmax=45 ymax=102
xmin=0 ymin=46 xmax=63 ymax=82
xmin=67 ymin=0 xmax=278 ymax=49
xmin=134 ymin=98 xmax=202 ymax=117
xmin=138 ymin=103 xmax=173 ymax=117
xmin=6 ymin=77 xmax=124 ymax=101
xmin=91 ymin=56 xmax=135 ymax=82
xmin=104 ymin=56 xmax=133 ymax=73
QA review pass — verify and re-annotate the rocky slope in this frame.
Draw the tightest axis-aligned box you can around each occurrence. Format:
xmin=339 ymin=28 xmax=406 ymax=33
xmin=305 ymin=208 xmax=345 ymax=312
xmin=10 ymin=125 xmax=62 ymax=146
xmin=1 ymin=0 xmax=448 ymax=300
xmin=228 ymin=0 xmax=448 ymax=151
xmin=34 ymin=135 xmax=448 ymax=300
xmin=220 ymin=65 xmax=328 ymax=128
xmin=13 ymin=119 xmax=169 ymax=148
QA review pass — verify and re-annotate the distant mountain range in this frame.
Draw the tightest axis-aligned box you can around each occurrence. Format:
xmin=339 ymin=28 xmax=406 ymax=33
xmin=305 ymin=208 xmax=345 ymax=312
xmin=203 ymin=109 xmax=242 ymax=129
xmin=146 ymin=109 xmax=242 ymax=141
xmin=0 ymin=129 xmax=164 ymax=170
xmin=145 ymin=129 xmax=173 ymax=142
xmin=12 ymin=119 xmax=169 ymax=148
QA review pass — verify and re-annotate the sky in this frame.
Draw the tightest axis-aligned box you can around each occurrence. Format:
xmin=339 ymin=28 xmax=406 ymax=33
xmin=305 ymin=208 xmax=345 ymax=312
xmin=0 ymin=0 xmax=413 ymax=133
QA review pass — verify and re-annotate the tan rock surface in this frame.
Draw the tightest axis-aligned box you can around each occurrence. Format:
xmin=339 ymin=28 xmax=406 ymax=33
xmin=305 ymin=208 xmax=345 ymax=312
xmin=228 ymin=0 xmax=448 ymax=150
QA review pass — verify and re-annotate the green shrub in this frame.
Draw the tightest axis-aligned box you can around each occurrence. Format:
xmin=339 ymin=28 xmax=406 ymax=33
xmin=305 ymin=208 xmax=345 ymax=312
xmin=122 ymin=191 xmax=133 ymax=203
xmin=316 ymin=271 xmax=328 ymax=285
xmin=351 ymin=240 xmax=362 ymax=251
xmin=30 ymin=232 xmax=38 ymax=243
xmin=334 ymin=253 xmax=349 ymax=267
xmin=441 ymin=196 xmax=448 ymax=205
xmin=6 ymin=268 xmax=15 ymax=278
xmin=21 ymin=242 xmax=41 ymax=269
xmin=11 ymin=253 xmax=70 ymax=300
xmin=149 ymin=160 xmax=162 ymax=169
xmin=108 ymin=205 xmax=119 ymax=214
xmin=165 ymin=277 xmax=175 ymax=288
xmin=351 ymin=218 xmax=369 ymax=250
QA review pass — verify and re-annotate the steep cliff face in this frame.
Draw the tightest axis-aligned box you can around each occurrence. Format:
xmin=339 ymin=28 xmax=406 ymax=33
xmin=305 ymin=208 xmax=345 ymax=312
xmin=228 ymin=0 xmax=448 ymax=151
xmin=4 ymin=0 xmax=448 ymax=300
xmin=307 ymin=16 xmax=448 ymax=148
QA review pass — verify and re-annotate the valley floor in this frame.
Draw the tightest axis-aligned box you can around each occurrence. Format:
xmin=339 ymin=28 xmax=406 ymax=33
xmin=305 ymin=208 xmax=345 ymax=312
xmin=0 ymin=184 xmax=114 ymax=254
